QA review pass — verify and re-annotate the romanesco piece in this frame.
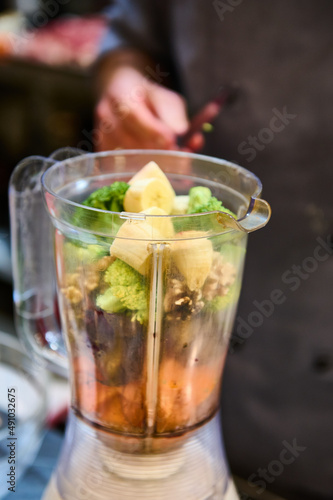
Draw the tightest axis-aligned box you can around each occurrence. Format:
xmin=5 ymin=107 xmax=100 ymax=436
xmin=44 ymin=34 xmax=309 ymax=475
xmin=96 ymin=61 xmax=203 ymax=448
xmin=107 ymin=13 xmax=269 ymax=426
xmin=97 ymin=259 xmax=148 ymax=323
xmin=96 ymin=289 xmax=126 ymax=313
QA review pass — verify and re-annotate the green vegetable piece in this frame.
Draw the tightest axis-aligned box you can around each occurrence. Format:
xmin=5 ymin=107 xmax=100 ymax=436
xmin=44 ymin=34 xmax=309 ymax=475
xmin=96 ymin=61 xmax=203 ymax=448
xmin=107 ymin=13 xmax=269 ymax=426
xmin=63 ymin=242 xmax=108 ymax=271
xmin=97 ymin=259 xmax=148 ymax=323
xmin=72 ymin=181 xmax=130 ymax=235
xmin=204 ymin=282 xmax=241 ymax=312
xmin=187 ymin=186 xmax=236 ymax=217
xmin=193 ymin=198 xmax=235 ymax=216
xmin=83 ymin=182 xmax=130 ymax=212
xmin=187 ymin=187 xmax=212 ymax=213
xmin=187 ymin=186 xmax=236 ymax=218
xmin=202 ymin=122 xmax=214 ymax=133
xmin=96 ymin=290 xmax=126 ymax=313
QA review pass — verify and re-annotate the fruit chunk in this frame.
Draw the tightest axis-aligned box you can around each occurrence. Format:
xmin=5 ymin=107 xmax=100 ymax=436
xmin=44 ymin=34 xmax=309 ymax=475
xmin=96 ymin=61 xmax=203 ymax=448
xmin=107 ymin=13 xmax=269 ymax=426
xmin=110 ymin=219 xmax=160 ymax=275
xmin=111 ymin=207 xmax=175 ymax=275
xmin=125 ymin=161 xmax=175 ymax=214
xmin=121 ymin=381 xmax=145 ymax=428
xmin=171 ymin=195 xmax=190 ymax=215
xmin=171 ymin=231 xmax=213 ymax=290
xmin=129 ymin=161 xmax=171 ymax=186
xmin=157 ymin=359 xmax=220 ymax=432
xmin=124 ymin=178 xmax=174 ymax=214
xmin=141 ymin=206 xmax=175 ymax=238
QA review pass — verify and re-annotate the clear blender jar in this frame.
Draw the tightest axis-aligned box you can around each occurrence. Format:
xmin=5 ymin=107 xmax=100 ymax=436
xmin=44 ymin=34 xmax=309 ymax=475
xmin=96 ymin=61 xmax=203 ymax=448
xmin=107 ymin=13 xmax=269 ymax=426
xmin=9 ymin=149 xmax=271 ymax=499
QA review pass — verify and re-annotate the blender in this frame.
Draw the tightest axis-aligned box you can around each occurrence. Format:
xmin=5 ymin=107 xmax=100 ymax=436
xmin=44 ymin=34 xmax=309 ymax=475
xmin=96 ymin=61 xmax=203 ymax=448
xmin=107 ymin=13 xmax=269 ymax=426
xmin=9 ymin=149 xmax=271 ymax=499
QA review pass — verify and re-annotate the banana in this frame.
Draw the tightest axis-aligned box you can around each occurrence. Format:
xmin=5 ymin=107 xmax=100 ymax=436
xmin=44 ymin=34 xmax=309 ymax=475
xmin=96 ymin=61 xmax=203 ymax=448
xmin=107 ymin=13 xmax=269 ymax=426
xmin=129 ymin=161 xmax=171 ymax=186
xmin=126 ymin=161 xmax=176 ymax=214
xmin=141 ymin=206 xmax=175 ymax=238
xmin=124 ymin=177 xmax=174 ymax=214
xmin=110 ymin=218 xmax=161 ymax=275
xmin=171 ymin=195 xmax=190 ymax=215
xmin=171 ymin=231 xmax=213 ymax=290
xmin=110 ymin=207 xmax=175 ymax=275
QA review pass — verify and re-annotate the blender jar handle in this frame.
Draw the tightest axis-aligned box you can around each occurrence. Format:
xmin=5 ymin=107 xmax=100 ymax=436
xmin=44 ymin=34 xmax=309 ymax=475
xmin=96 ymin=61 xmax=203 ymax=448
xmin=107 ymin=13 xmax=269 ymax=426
xmin=9 ymin=148 xmax=83 ymax=376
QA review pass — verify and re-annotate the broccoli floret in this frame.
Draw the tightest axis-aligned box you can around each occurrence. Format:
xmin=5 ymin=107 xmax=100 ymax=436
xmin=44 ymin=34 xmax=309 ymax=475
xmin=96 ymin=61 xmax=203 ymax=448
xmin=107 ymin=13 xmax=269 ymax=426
xmin=187 ymin=187 xmax=212 ymax=213
xmin=192 ymin=198 xmax=235 ymax=216
xmin=82 ymin=181 xmax=130 ymax=212
xmin=96 ymin=259 xmax=148 ymax=323
xmin=72 ymin=181 xmax=129 ymax=235
xmin=187 ymin=186 xmax=236 ymax=217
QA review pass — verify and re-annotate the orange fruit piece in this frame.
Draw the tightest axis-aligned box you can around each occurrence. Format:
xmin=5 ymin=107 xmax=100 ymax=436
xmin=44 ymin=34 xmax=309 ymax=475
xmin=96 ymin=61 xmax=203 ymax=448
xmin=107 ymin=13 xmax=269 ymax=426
xmin=156 ymin=358 xmax=221 ymax=432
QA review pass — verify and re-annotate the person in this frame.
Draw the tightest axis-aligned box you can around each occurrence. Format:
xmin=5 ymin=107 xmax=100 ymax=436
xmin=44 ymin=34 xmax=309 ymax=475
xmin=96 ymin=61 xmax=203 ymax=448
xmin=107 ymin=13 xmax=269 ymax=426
xmin=93 ymin=2 xmax=333 ymax=499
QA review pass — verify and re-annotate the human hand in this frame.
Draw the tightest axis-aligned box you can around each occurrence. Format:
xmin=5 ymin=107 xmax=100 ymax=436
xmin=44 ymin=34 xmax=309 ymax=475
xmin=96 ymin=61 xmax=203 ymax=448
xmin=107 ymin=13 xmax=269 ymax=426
xmin=94 ymin=55 xmax=203 ymax=152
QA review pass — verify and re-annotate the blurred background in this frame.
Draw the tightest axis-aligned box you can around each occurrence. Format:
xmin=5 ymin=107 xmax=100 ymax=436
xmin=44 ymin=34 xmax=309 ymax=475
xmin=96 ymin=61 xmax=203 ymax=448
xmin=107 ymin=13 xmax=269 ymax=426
xmin=0 ymin=0 xmax=110 ymax=335
xmin=0 ymin=2 xmax=332 ymax=499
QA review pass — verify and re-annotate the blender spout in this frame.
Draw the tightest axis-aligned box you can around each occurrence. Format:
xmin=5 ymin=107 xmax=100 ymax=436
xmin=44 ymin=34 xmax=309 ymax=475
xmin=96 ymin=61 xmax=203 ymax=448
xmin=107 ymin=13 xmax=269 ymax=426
xmin=217 ymin=197 xmax=271 ymax=233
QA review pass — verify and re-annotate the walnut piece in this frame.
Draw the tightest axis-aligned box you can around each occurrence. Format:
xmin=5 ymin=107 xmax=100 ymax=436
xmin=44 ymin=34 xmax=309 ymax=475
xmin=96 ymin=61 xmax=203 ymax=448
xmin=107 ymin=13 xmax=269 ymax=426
xmin=62 ymin=285 xmax=83 ymax=305
xmin=164 ymin=277 xmax=204 ymax=320
xmin=61 ymin=254 xmax=115 ymax=302
xmin=202 ymin=252 xmax=236 ymax=301
xmin=93 ymin=255 xmax=115 ymax=272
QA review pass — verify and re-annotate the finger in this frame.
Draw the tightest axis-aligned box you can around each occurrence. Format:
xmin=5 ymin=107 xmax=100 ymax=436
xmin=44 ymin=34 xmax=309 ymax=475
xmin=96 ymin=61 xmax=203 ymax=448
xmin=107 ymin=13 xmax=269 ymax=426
xmin=120 ymin=102 xmax=177 ymax=149
xmin=101 ymin=89 xmax=175 ymax=148
xmin=95 ymin=99 xmax=139 ymax=151
xmin=185 ymin=132 xmax=205 ymax=152
xmin=150 ymin=86 xmax=189 ymax=135
xmin=102 ymin=75 xmax=174 ymax=147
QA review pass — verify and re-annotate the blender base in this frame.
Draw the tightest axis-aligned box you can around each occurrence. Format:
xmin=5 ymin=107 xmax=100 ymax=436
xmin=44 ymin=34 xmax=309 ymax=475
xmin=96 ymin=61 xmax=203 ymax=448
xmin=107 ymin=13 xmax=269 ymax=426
xmin=43 ymin=411 xmax=240 ymax=500
xmin=43 ymin=474 xmax=239 ymax=500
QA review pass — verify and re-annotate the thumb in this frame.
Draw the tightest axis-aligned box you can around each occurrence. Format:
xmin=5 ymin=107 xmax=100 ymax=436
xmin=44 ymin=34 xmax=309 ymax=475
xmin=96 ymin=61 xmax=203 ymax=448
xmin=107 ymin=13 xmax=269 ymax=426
xmin=149 ymin=84 xmax=189 ymax=135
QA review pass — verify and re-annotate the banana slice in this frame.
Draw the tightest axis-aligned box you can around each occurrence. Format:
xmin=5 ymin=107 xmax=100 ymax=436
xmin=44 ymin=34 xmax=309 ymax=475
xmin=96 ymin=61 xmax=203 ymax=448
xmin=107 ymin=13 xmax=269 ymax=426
xmin=126 ymin=161 xmax=176 ymax=214
xmin=110 ymin=219 xmax=160 ymax=275
xmin=171 ymin=195 xmax=190 ymax=215
xmin=171 ymin=231 xmax=213 ymax=290
xmin=141 ymin=206 xmax=175 ymax=238
xmin=129 ymin=161 xmax=171 ymax=186
xmin=124 ymin=177 xmax=174 ymax=214
xmin=110 ymin=207 xmax=175 ymax=275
